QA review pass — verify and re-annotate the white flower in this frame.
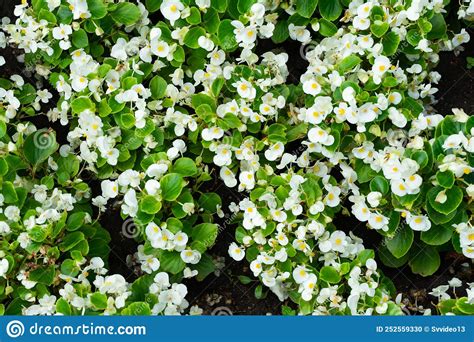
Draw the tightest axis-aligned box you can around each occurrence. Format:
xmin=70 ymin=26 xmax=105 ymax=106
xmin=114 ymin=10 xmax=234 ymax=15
xmin=220 ymin=167 xmax=237 ymax=187
xmin=228 ymin=242 xmax=245 ymax=261
xmin=366 ymin=192 xmax=382 ymax=207
xmin=372 ymin=56 xmax=391 ymax=84
xmin=250 ymin=259 xmax=262 ymax=276
xmin=198 ymin=36 xmax=215 ymax=51
xmin=328 ymin=231 xmax=347 ymax=253
xmin=368 ymin=213 xmax=389 ymax=231
xmin=52 ymin=24 xmax=72 ymax=40
xmin=308 ymin=126 xmax=334 ymax=146
xmin=293 ymin=266 xmax=309 ymax=284
xmin=288 ymin=24 xmax=311 ymax=44
xmin=407 ymin=214 xmax=431 ymax=232
xmin=180 ymin=249 xmax=201 ymax=264
xmin=0 ymin=221 xmax=11 ymax=235
xmin=239 ymin=171 xmax=255 ymax=190
xmin=353 ymin=16 xmax=370 ymax=30
xmin=264 ymin=142 xmax=285 ymax=161
xmin=67 ymin=0 xmax=91 ymax=20
xmin=111 ymin=38 xmax=128 ymax=61
xmin=0 ymin=258 xmax=9 ymax=278
xmin=234 ymin=79 xmax=256 ymax=99
xmin=202 ymin=126 xmax=224 ymax=141
xmin=301 ymin=274 xmax=317 ymax=301
xmin=448 ymin=277 xmax=462 ymax=289
xmin=302 ymin=79 xmax=322 ymax=96
xmin=160 ymin=0 xmax=184 ymax=25
xmin=101 ymin=180 xmax=118 ymax=199
xmin=429 ymin=285 xmax=450 ymax=301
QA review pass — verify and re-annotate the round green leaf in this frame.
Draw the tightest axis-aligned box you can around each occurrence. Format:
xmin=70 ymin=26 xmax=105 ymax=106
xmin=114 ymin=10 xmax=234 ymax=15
xmin=385 ymin=225 xmax=414 ymax=258
xmin=319 ymin=0 xmax=342 ymax=21
xmin=408 ymin=246 xmax=440 ymax=277
xmin=427 ymin=186 xmax=463 ymax=215
xmin=436 ymin=170 xmax=455 ymax=189
xmin=111 ymin=3 xmax=141 ymax=26
xmin=160 ymin=173 xmax=185 ymax=201
xmin=319 ymin=266 xmax=341 ymax=284
xmin=24 ymin=129 xmax=59 ymax=166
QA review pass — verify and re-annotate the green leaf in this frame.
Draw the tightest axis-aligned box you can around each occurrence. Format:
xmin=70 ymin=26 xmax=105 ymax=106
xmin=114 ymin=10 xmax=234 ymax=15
xmin=193 ymin=254 xmax=215 ymax=281
xmin=319 ymin=0 xmax=342 ymax=21
xmin=125 ymin=302 xmax=151 ymax=315
xmin=406 ymin=29 xmax=422 ymax=46
xmin=145 ymin=0 xmax=162 ymax=12
xmin=456 ymin=298 xmax=474 ymax=315
xmin=0 ymin=121 xmax=6 ymax=139
xmin=385 ymin=225 xmax=413 ymax=258
xmin=370 ymin=21 xmax=389 ymax=38
xmin=111 ymin=3 xmax=141 ymax=26
xmin=61 ymin=259 xmax=80 ymax=277
xmin=171 ymin=157 xmax=198 ymax=176
xmin=2 ymin=182 xmax=18 ymax=204
xmin=411 ymin=150 xmax=428 ymax=169
xmin=296 ymin=0 xmax=318 ymax=18
xmin=150 ymin=75 xmax=167 ymax=99
xmin=160 ymin=173 xmax=185 ymax=201
xmin=436 ymin=170 xmax=455 ymax=189
xmin=198 ymin=193 xmax=221 ymax=213
xmin=24 ymin=129 xmax=59 ymax=166
xmin=90 ymin=292 xmax=108 ymax=310
xmin=338 ymin=54 xmax=361 ymax=73
xmin=184 ymin=27 xmax=206 ymax=49
xmin=421 ymin=224 xmax=453 ymax=246
xmin=66 ymin=212 xmax=86 ymax=231
xmin=378 ymin=245 xmax=409 ymax=268
xmin=254 ymin=284 xmax=264 ymax=299
xmin=237 ymin=0 xmax=256 ymax=13
xmin=29 ymin=226 xmax=48 ymax=243
xmin=191 ymin=223 xmax=218 ymax=247
xmin=29 ymin=265 xmax=55 ymax=285
xmin=408 ymin=246 xmax=440 ymax=277
xmin=56 ymin=298 xmax=71 ymax=315
xmin=319 ymin=266 xmax=341 ymax=284
xmin=218 ymin=20 xmax=238 ymax=51
xmin=238 ymin=275 xmax=253 ymax=284
xmin=203 ymin=8 xmax=220 ymax=33
xmin=427 ymin=186 xmax=463 ymax=215
xmin=71 ymin=96 xmax=95 ymax=114
xmin=272 ymin=19 xmax=289 ymax=43
xmin=370 ymin=176 xmax=389 ymax=195
xmin=438 ymin=299 xmax=457 ymax=315
xmin=382 ymin=31 xmax=400 ymax=56
xmin=160 ymin=251 xmax=186 ymax=274
xmin=427 ymin=13 xmax=446 ymax=40
xmin=426 ymin=199 xmax=457 ymax=225
xmin=139 ymin=195 xmax=161 ymax=214
xmin=87 ymin=0 xmax=107 ymax=19
xmin=59 ymin=232 xmax=85 ymax=252
xmin=72 ymin=29 xmax=89 ymax=49
xmin=186 ymin=7 xmax=202 ymax=25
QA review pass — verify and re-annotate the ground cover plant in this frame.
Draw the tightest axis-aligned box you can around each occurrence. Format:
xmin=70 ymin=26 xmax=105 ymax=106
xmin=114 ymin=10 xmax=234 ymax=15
xmin=0 ymin=0 xmax=473 ymax=316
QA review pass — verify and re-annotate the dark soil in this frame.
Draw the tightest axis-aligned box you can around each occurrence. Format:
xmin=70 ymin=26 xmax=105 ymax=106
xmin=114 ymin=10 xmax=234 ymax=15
xmin=1 ymin=0 xmax=473 ymax=315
